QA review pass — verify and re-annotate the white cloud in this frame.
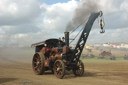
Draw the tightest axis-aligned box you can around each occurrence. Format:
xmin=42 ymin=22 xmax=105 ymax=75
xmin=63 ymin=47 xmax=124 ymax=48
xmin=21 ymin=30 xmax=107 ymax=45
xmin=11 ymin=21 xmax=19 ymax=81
xmin=40 ymin=0 xmax=77 ymax=32
xmin=0 ymin=0 xmax=43 ymax=47
xmin=0 ymin=0 xmax=41 ymax=26
xmin=99 ymin=0 xmax=119 ymax=14
xmin=87 ymin=27 xmax=128 ymax=44
xmin=0 ymin=0 xmax=128 ymax=47
xmin=13 ymin=34 xmax=27 ymax=38
xmin=97 ymin=0 xmax=128 ymax=29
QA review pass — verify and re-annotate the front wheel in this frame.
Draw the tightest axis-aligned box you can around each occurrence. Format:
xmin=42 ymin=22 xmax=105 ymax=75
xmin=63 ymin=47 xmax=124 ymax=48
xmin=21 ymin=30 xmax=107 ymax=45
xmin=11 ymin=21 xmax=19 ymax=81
xmin=54 ymin=60 xmax=65 ymax=79
xmin=73 ymin=60 xmax=84 ymax=76
xmin=32 ymin=52 xmax=45 ymax=75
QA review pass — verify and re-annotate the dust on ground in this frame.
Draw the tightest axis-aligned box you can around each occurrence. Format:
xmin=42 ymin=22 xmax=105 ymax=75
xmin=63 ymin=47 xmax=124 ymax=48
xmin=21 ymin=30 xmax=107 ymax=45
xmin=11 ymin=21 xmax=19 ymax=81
xmin=0 ymin=56 xmax=128 ymax=85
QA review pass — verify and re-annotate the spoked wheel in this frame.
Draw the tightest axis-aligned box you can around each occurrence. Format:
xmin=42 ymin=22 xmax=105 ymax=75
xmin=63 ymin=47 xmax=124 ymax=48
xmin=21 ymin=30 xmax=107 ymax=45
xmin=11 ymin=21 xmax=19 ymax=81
xmin=73 ymin=60 xmax=84 ymax=76
xmin=54 ymin=60 xmax=65 ymax=79
xmin=32 ymin=52 xmax=45 ymax=75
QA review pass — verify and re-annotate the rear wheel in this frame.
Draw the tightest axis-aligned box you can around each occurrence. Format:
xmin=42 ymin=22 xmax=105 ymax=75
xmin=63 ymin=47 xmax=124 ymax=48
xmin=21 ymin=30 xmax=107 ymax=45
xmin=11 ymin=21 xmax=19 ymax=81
xmin=54 ymin=60 xmax=65 ymax=79
xmin=32 ymin=52 xmax=45 ymax=75
xmin=73 ymin=60 xmax=84 ymax=76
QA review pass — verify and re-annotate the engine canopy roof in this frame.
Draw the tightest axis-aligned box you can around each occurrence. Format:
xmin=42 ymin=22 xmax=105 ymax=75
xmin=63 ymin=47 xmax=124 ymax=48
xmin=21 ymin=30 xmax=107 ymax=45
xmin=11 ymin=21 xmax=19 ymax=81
xmin=31 ymin=38 xmax=65 ymax=47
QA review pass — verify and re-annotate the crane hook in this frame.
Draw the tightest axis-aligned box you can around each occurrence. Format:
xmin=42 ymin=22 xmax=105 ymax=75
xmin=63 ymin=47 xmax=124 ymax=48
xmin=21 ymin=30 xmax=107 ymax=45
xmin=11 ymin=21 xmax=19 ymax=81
xmin=99 ymin=18 xmax=105 ymax=33
xmin=99 ymin=11 xmax=105 ymax=33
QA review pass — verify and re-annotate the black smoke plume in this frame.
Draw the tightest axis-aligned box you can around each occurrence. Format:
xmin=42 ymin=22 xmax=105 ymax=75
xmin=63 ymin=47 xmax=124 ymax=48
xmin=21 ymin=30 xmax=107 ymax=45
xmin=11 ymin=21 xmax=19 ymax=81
xmin=66 ymin=0 xmax=100 ymax=31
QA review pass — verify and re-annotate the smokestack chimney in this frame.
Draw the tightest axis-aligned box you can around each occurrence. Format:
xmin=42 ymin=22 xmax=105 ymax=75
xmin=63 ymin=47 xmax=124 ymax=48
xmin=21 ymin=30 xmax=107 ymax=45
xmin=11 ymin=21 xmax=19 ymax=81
xmin=64 ymin=32 xmax=69 ymax=46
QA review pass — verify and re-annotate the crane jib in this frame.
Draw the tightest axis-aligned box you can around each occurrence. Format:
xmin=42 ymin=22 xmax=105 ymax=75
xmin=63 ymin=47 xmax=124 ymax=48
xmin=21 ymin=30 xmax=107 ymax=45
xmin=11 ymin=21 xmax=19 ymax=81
xmin=72 ymin=12 xmax=102 ymax=63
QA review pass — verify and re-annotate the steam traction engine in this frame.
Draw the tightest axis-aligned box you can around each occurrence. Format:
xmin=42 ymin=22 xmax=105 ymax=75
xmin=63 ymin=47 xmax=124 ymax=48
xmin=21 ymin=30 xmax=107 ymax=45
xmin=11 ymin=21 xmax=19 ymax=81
xmin=31 ymin=11 xmax=104 ymax=79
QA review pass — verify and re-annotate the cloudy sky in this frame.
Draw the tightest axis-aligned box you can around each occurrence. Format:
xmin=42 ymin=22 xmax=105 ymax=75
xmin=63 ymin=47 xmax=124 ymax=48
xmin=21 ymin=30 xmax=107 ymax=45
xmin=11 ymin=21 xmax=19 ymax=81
xmin=0 ymin=0 xmax=128 ymax=47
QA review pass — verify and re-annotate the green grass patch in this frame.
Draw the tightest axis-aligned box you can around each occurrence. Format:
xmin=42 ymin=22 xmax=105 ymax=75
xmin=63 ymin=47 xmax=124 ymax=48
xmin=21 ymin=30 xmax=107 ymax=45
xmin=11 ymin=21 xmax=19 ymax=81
xmin=81 ymin=57 xmax=126 ymax=62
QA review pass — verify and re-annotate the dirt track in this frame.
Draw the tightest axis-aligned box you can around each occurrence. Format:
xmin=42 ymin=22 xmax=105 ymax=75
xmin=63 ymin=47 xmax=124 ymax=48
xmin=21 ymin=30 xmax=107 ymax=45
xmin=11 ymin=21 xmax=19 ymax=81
xmin=0 ymin=58 xmax=128 ymax=85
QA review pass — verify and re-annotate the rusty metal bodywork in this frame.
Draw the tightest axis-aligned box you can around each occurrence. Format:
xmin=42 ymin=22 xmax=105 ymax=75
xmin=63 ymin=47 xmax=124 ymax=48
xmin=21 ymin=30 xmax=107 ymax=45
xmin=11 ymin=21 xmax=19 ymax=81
xmin=32 ymin=39 xmax=71 ymax=68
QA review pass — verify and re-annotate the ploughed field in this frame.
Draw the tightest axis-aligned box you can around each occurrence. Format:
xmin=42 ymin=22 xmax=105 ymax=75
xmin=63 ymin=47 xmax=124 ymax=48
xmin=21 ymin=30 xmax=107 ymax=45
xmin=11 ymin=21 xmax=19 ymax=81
xmin=0 ymin=57 xmax=128 ymax=85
